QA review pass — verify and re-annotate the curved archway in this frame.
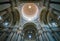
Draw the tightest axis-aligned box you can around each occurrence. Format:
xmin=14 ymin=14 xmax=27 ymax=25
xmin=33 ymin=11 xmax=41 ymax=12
xmin=23 ymin=22 xmax=37 ymax=40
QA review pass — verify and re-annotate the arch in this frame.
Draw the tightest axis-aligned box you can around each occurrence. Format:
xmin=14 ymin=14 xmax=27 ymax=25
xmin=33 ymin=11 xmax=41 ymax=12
xmin=23 ymin=22 xmax=37 ymax=39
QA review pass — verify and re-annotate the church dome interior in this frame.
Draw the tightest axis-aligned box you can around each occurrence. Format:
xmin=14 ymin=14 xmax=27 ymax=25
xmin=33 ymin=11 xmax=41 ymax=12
xmin=0 ymin=0 xmax=60 ymax=41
